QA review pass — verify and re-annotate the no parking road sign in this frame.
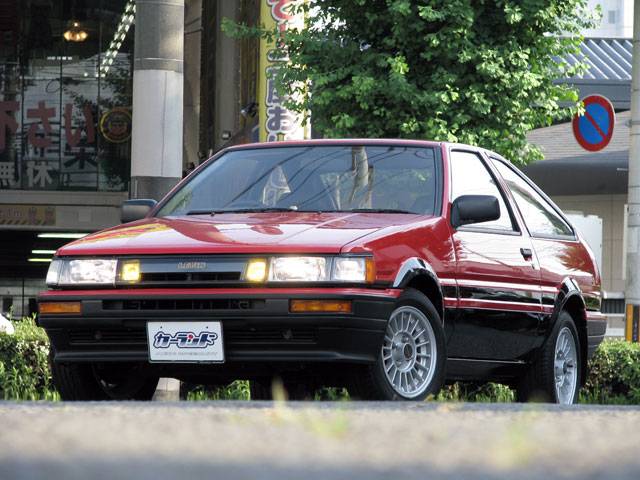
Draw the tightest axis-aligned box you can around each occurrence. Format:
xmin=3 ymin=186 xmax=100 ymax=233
xmin=572 ymin=94 xmax=615 ymax=152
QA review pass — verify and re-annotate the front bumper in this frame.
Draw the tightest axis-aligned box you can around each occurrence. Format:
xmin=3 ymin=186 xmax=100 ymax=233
xmin=587 ymin=312 xmax=607 ymax=359
xmin=38 ymin=288 xmax=399 ymax=370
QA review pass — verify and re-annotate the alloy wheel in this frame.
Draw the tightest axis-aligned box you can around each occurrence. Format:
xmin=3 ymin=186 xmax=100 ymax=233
xmin=382 ymin=306 xmax=437 ymax=398
xmin=554 ymin=326 xmax=578 ymax=404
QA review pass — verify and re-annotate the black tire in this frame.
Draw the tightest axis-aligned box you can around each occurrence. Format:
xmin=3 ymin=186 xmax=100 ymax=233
xmin=516 ymin=311 xmax=582 ymax=404
xmin=351 ymin=288 xmax=446 ymax=401
xmin=51 ymin=355 xmax=158 ymax=401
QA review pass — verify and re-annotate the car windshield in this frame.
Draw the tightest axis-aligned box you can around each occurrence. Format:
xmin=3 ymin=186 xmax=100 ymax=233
xmin=157 ymin=145 xmax=439 ymax=216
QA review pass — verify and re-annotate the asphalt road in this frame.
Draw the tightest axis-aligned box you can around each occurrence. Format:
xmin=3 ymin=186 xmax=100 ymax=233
xmin=0 ymin=401 xmax=638 ymax=480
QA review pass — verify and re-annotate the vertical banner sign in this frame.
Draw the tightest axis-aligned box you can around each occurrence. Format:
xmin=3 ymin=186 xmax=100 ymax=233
xmin=259 ymin=0 xmax=309 ymax=142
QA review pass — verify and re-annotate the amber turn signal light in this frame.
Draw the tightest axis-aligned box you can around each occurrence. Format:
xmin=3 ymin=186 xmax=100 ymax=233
xmin=365 ymin=257 xmax=376 ymax=283
xmin=290 ymin=300 xmax=352 ymax=313
xmin=39 ymin=301 xmax=82 ymax=314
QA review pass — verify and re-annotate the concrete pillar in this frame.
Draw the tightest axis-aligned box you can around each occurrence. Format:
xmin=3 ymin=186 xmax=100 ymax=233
xmin=214 ymin=1 xmax=242 ymax=151
xmin=131 ymin=0 xmax=184 ymax=200
xmin=183 ymin=0 xmax=202 ymax=169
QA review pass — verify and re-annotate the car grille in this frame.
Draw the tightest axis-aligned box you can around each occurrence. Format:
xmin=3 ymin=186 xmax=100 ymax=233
xmin=114 ymin=257 xmax=247 ymax=288
xmin=67 ymin=327 xmax=318 ymax=348
xmin=102 ymin=299 xmax=264 ymax=311
xmin=68 ymin=328 xmax=147 ymax=346
xmin=138 ymin=271 xmax=242 ymax=284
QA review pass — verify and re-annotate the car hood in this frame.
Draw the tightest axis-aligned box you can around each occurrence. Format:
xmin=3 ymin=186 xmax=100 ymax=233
xmin=57 ymin=212 xmax=424 ymax=256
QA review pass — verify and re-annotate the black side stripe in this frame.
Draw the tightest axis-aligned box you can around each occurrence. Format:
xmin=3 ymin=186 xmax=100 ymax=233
xmin=459 ymin=286 xmax=541 ymax=305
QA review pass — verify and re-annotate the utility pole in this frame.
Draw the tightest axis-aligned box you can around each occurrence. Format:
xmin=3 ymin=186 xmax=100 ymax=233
xmin=130 ymin=0 xmax=184 ymax=200
xmin=626 ymin=0 xmax=640 ymax=342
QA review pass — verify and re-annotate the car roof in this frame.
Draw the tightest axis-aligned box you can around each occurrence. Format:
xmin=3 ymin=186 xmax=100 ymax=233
xmin=225 ymin=138 xmax=444 ymax=151
xmin=218 ymin=139 xmax=511 ymax=166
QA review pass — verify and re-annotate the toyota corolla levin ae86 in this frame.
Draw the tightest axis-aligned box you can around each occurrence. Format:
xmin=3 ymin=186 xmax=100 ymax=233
xmin=38 ymin=140 xmax=605 ymax=403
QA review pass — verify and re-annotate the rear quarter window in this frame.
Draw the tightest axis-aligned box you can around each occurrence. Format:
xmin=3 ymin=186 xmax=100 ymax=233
xmin=491 ymin=158 xmax=574 ymax=239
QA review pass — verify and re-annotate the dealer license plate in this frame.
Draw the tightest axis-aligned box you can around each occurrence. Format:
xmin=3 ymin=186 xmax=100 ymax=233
xmin=147 ymin=321 xmax=224 ymax=363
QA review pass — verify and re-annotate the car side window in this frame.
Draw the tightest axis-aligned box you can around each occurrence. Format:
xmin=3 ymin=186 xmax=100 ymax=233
xmin=491 ymin=159 xmax=574 ymax=238
xmin=449 ymin=150 xmax=515 ymax=231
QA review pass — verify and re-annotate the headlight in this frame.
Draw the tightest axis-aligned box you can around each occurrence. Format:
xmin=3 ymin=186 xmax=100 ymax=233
xmin=332 ymin=257 xmax=367 ymax=282
xmin=260 ymin=256 xmax=374 ymax=283
xmin=46 ymin=259 xmax=62 ymax=286
xmin=46 ymin=258 xmax=118 ymax=287
xmin=269 ymin=257 xmax=328 ymax=282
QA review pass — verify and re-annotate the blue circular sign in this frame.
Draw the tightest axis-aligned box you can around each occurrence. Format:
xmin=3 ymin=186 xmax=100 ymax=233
xmin=572 ymin=95 xmax=615 ymax=152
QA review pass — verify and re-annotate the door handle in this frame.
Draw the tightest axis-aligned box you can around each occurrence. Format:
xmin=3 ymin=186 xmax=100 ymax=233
xmin=520 ymin=248 xmax=533 ymax=260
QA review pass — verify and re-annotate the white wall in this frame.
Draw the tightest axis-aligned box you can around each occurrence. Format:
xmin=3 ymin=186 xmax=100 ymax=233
xmin=552 ymin=194 xmax=626 ymax=293
xmin=584 ymin=0 xmax=633 ymax=37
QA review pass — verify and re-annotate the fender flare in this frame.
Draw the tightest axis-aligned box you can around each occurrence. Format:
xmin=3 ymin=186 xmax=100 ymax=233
xmin=392 ymin=257 xmax=444 ymax=320
xmin=551 ymin=277 xmax=586 ymax=324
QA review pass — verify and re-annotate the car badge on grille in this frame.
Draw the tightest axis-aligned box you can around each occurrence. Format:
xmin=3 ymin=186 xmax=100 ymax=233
xmin=177 ymin=261 xmax=207 ymax=270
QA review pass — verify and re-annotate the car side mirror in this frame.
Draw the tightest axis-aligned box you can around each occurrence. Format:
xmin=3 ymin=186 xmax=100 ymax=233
xmin=121 ymin=199 xmax=157 ymax=223
xmin=451 ymin=195 xmax=500 ymax=229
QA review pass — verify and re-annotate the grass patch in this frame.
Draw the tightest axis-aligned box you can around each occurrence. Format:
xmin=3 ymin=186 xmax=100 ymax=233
xmin=0 ymin=316 xmax=58 ymax=400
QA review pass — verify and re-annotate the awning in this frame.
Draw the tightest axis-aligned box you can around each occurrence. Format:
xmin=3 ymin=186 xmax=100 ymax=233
xmin=522 ymin=149 xmax=628 ymax=196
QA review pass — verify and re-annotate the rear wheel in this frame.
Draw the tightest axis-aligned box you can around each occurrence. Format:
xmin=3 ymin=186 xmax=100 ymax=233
xmin=352 ymin=288 xmax=446 ymax=400
xmin=517 ymin=311 xmax=581 ymax=404
xmin=51 ymin=357 xmax=158 ymax=401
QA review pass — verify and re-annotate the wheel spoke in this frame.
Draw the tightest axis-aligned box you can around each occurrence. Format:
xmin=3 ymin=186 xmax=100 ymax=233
xmin=415 ymin=362 xmax=429 ymax=372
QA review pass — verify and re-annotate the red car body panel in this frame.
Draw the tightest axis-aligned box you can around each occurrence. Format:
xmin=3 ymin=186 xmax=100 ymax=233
xmin=56 ymin=212 xmax=429 ymax=257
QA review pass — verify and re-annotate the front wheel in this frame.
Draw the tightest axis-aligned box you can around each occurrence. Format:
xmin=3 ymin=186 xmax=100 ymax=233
xmin=352 ymin=288 xmax=446 ymax=400
xmin=517 ymin=311 xmax=581 ymax=404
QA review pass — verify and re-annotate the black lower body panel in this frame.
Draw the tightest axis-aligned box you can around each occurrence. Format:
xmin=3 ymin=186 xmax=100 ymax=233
xmin=39 ymin=293 xmax=396 ymax=381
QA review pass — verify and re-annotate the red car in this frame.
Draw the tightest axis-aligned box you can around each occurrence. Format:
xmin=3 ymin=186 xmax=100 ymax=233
xmin=38 ymin=140 xmax=606 ymax=403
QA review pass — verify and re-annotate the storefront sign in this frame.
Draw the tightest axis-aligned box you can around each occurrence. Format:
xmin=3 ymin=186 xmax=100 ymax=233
xmin=0 ymin=204 xmax=56 ymax=226
xmin=100 ymin=108 xmax=132 ymax=143
xmin=258 ymin=0 xmax=309 ymax=142
xmin=572 ymin=95 xmax=615 ymax=152
xmin=0 ymin=100 xmax=95 ymax=152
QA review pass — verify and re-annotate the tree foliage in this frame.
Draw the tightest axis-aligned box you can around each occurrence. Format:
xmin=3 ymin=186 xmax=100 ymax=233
xmin=226 ymin=0 xmax=595 ymax=164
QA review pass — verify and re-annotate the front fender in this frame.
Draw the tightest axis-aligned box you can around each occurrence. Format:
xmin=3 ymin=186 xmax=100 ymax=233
xmin=392 ymin=257 xmax=440 ymax=290
xmin=391 ymin=257 xmax=444 ymax=321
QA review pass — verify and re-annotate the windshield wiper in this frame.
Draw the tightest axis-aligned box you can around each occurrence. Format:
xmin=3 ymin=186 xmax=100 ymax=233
xmin=186 ymin=207 xmax=299 ymax=215
xmin=345 ymin=208 xmax=414 ymax=214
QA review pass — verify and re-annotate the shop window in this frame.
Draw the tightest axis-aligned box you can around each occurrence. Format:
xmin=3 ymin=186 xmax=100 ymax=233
xmin=2 ymin=297 xmax=13 ymax=315
xmin=0 ymin=0 xmax=134 ymax=193
xmin=28 ymin=298 xmax=38 ymax=318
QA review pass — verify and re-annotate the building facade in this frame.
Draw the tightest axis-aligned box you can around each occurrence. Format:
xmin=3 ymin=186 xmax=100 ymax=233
xmin=0 ymin=0 xmax=261 ymax=318
xmin=585 ymin=0 xmax=634 ymax=38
